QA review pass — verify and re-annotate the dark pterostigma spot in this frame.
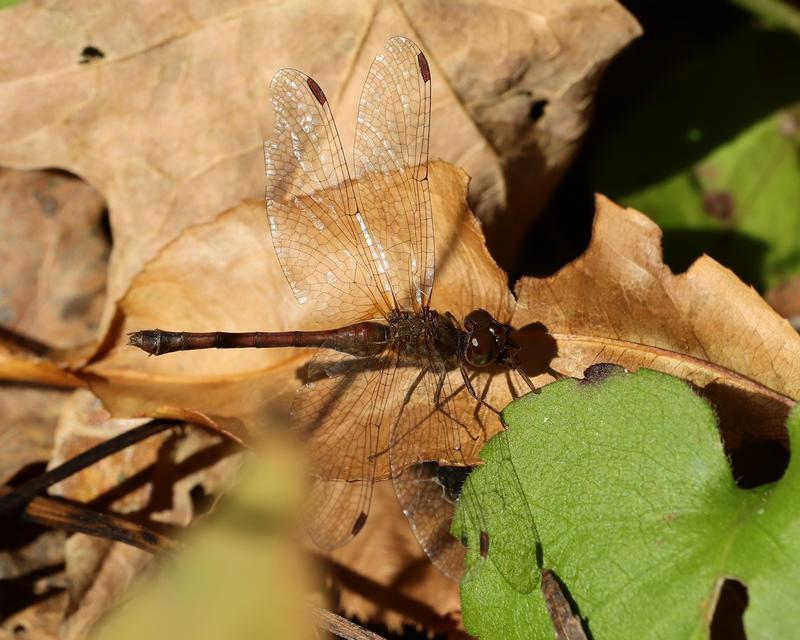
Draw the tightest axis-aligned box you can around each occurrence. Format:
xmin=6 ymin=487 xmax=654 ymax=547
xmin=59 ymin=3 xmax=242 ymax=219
xmin=529 ymin=99 xmax=548 ymax=122
xmin=479 ymin=530 xmax=489 ymax=558
xmin=581 ymin=363 xmax=624 ymax=384
xmin=702 ymin=191 xmax=735 ymax=222
xmin=351 ymin=511 xmax=368 ymax=536
xmin=79 ymin=45 xmax=105 ymax=64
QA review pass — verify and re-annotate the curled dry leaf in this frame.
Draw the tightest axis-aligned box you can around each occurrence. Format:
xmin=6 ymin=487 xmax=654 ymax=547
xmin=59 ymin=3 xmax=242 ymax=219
xmin=0 ymin=0 xmax=638 ymax=338
xmin=512 ymin=195 xmax=800 ymax=454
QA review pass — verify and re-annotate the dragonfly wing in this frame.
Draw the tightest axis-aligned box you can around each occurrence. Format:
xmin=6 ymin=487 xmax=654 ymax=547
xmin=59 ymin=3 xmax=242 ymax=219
xmin=458 ymin=421 xmax=540 ymax=593
xmin=266 ymin=68 xmax=393 ymax=325
xmin=392 ymin=461 xmax=468 ymax=581
xmin=388 ymin=361 xmax=491 ymax=581
xmin=304 ymin=479 xmax=374 ymax=550
xmin=292 ymin=345 xmax=403 ymax=548
xmin=390 ymin=362 xmax=539 ymax=591
xmin=354 ymin=36 xmax=434 ymax=312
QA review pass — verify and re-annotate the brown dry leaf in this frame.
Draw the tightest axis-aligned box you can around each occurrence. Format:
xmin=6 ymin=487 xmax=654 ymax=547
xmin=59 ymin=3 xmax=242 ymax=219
xmin=0 ymin=166 xmax=105 ymax=434
xmin=0 ymin=168 xmax=108 ymax=384
xmin=0 ymin=0 xmax=638 ymax=338
xmin=404 ymin=0 xmax=641 ymax=263
xmin=0 ymin=168 xmax=108 ymax=639
xmin=0 ymin=169 xmax=107 ymax=348
xmin=512 ymin=195 xmax=800 ymax=454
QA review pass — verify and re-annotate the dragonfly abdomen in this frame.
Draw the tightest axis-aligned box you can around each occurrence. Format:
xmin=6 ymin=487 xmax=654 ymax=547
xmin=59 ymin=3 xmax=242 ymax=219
xmin=129 ymin=322 xmax=391 ymax=357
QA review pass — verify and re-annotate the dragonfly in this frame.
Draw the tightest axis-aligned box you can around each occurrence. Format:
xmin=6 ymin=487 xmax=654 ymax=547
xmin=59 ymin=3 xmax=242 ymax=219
xmin=130 ymin=36 xmax=538 ymax=588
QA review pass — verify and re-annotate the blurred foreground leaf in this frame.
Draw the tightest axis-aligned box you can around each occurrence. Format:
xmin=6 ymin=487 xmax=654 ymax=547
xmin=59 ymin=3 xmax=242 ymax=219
xmin=93 ymin=434 xmax=315 ymax=640
xmin=457 ymin=367 xmax=800 ymax=639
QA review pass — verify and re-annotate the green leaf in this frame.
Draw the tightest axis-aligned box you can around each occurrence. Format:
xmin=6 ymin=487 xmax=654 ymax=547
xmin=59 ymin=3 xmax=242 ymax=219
xmin=456 ymin=366 xmax=800 ymax=639
xmin=592 ymin=27 xmax=800 ymax=291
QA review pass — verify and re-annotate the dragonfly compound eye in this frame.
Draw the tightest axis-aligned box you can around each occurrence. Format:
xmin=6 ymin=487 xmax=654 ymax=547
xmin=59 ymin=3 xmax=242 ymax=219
xmin=464 ymin=309 xmax=493 ymax=329
xmin=465 ymin=324 xmax=500 ymax=367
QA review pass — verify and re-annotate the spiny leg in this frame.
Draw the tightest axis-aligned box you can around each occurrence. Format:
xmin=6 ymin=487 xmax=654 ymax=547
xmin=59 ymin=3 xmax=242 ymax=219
xmin=516 ymin=366 xmax=536 ymax=392
xmin=380 ymin=365 xmax=428 ymax=455
xmin=505 ymin=350 xmax=537 ymax=393
xmin=460 ymin=365 xmax=502 ymax=416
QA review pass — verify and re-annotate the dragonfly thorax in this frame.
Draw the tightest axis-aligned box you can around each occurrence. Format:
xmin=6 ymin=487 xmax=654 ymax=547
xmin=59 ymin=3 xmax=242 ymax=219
xmin=386 ymin=307 xmax=518 ymax=372
xmin=388 ymin=308 xmax=463 ymax=370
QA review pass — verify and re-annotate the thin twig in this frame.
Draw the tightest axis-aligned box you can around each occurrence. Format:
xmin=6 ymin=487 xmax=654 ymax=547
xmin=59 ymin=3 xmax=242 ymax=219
xmin=311 ymin=606 xmax=387 ymax=640
xmin=0 ymin=419 xmax=180 ymax=515
xmin=3 ymin=486 xmax=181 ymax=554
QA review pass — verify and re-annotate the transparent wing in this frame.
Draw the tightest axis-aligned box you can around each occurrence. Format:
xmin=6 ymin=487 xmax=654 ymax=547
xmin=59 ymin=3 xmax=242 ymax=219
xmin=354 ymin=36 xmax=434 ymax=311
xmin=265 ymin=68 xmax=394 ymax=325
xmin=458 ymin=426 xmax=540 ymax=593
xmin=292 ymin=344 xmax=404 ymax=548
xmin=390 ymin=361 xmax=540 ymax=590
xmin=388 ymin=357 xmax=493 ymax=581
xmin=392 ymin=461 xmax=469 ymax=581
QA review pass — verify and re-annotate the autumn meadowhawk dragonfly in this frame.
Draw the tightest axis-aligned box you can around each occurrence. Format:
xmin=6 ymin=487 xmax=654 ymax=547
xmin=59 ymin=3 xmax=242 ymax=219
xmin=130 ymin=37 xmax=537 ymax=586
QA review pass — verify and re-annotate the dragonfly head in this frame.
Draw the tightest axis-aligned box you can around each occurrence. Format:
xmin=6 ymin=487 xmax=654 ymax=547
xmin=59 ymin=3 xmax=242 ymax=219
xmin=462 ymin=309 xmax=519 ymax=368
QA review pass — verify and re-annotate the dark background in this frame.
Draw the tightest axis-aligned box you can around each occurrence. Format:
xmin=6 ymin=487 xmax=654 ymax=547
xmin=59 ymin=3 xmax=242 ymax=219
xmin=514 ymin=0 xmax=800 ymax=298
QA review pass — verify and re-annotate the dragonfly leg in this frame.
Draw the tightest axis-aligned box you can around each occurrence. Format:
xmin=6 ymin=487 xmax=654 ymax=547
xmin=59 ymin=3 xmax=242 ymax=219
xmin=505 ymin=350 xmax=537 ymax=392
xmin=516 ymin=367 xmax=536 ymax=392
xmin=460 ymin=365 xmax=501 ymax=416
xmin=381 ymin=366 xmax=428 ymax=454
xmin=433 ymin=368 xmax=446 ymax=408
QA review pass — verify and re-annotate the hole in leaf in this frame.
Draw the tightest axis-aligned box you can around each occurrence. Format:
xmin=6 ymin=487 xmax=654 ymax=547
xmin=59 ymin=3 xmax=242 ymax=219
xmin=189 ymin=483 xmax=215 ymax=516
xmin=710 ymin=578 xmax=748 ymax=640
xmin=529 ymin=99 xmax=548 ymax=122
xmin=79 ymin=45 xmax=105 ymax=64
xmin=729 ymin=439 xmax=790 ymax=489
xmin=98 ymin=207 xmax=112 ymax=244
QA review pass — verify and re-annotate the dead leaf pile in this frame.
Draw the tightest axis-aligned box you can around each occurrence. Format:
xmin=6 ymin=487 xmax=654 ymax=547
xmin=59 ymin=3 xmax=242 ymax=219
xmin=2 ymin=2 xmax=798 ymax=639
